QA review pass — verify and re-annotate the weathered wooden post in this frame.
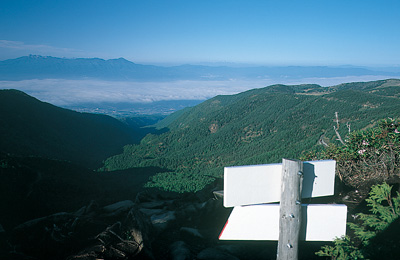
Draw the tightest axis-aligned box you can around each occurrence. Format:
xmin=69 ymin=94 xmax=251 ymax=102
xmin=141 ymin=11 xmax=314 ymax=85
xmin=277 ymin=158 xmax=303 ymax=260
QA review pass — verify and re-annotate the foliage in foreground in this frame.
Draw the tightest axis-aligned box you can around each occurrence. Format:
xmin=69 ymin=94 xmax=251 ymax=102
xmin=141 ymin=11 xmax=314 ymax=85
xmin=315 ymin=182 xmax=400 ymax=259
xmin=315 ymin=235 xmax=365 ymax=260
xmin=303 ymin=118 xmax=400 ymax=259
xmin=302 ymin=118 xmax=400 ymax=188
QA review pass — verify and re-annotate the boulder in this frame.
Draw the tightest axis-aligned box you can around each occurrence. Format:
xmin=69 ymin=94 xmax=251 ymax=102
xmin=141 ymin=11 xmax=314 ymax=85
xmin=150 ymin=210 xmax=176 ymax=231
xmin=169 ymin=241 xmax=192 ymax=260
xmin=73 ymin=200 xmax=99 ymax=217
xmin=179 ymin=227 xmax=204 ymax=241
xmin=8 ymin=200 xmax=153 ymax=260
xmin=139 ymin=201 xmax=166 ymax=209
xmin=139 ymin=208 xmax=164 ymax=217
xmin=103 ymin=200 xmax=135 ymax=213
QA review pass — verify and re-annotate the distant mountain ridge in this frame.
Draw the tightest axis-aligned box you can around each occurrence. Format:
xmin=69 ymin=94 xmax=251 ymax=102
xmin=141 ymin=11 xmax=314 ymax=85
xmin=0 ymin=55 xmax=399 ymax=81
xmin=0 ymin=89 xmax=140 ymax=168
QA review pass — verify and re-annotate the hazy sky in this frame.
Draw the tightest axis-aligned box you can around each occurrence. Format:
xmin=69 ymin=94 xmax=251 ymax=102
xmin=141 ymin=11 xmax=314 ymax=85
xmin=1 ymin=0 xmax=399 ymax=66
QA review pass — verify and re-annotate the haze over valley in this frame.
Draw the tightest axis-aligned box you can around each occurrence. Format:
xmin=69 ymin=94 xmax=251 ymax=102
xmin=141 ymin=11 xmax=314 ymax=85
xmin=1 ymin=55 xmax=399 ymax=116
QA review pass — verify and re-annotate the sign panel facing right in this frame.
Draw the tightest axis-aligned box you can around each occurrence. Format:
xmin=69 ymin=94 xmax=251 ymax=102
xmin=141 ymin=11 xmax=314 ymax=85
xmin=219 ymin=204 xmax=347 ymax=241
xmin=223 ymin=160 xmax=336 ymax=207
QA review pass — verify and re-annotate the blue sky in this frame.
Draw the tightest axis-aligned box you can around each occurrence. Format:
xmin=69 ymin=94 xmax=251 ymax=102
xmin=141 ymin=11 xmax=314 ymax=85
xmin=1 ymin=0 xmax=399 ymax=66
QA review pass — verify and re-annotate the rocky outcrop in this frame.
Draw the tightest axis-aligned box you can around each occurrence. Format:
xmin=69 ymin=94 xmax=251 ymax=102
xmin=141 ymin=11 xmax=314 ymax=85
xmin=0 ymin=187 xmax=287 ymax=260
xmin=4 ymin=200 xmax=154 ymax=260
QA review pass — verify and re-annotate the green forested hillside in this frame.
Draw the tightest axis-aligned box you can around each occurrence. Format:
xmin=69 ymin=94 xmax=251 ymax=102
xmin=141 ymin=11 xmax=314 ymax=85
xmin=102 ymin=79 xmax=400 ymax=192
xmin=0 ymin=89 xmax=140 ymax=168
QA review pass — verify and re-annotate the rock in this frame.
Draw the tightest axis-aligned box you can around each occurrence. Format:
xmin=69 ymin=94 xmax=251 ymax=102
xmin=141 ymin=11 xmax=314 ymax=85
xmin=182 ymin=204 xmax=197 ymax=216
xmin=169 ymin=241 xmax=192 ymax=260
xmin=67 ymin=219 xmax=153 ymax=259
xmin=213 ymin=190 xmax=224 ymax=200
xmin=123 ymin=207 xmax=154 ymax=254
xmin=195 ymin=201 xmax=208 ymax=211
xmin=73 ymin=200 xmax=99 ymax=216
xmin=179 ymin=227 xmax=204 ymax=240
xmin=114 ymin=240 xmax=143 ymax=256
xmin=150 ymin=210 xmax=176 ymax=231
xmin=139 ymin=208 xmax=164 ymax=217
xmin=9 ymin=200 xmax=153 ymax=260
xmin=197 ymin=247 xmax=240 ymax=260
xmin=139 ymin=201 xmax=166 ymax=209
xmin=102 ymin=200 xmax=135 ymax=215
xmin=66 ymin=245 xmax=105 ymax=260
xmin=6 ymin=186 xmax=234 ymax=260
xmin=104 ymin=245 xmax=127 ymax=259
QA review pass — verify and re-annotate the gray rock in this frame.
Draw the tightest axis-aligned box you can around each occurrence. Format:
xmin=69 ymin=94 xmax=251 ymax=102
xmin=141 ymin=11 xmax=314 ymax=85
xmin=213 ymin=190 xmax=224 ymax=200
xmin=139 ymin=208 xmax=164 ymax=216
xmin=182 ymin=204 xmax=197 ymax=215
xmin=123 ymin=207 xmax=154 ymax=253
xmin=74 ymin=200 xmax=99 ymax=216
xmin=180 ymin=227 xmax=204 ymax=239
xmin=102 ymin=200 xmax=135 ymax=213
xmin=150 ymin=210 xmax=176 ymax=231
xmin=139 ymin=201 xmax=166 ymax=209
xmin=11 ymin=200 xmax=153 ymax=260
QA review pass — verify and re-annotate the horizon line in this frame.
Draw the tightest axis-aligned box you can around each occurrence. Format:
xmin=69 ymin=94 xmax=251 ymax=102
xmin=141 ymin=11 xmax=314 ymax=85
xmin=1 ymin=54 xmax=400 ymax=69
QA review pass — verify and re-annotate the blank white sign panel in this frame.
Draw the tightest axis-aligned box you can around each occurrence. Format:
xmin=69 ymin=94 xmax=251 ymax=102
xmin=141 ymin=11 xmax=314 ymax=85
xmin=224 ymin=160 xmax=336 ymax=207
xmin=219 ymin=204 xmax=347 ymax=241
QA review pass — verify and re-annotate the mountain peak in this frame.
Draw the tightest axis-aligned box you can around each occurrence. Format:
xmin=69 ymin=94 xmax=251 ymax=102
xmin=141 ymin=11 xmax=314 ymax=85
xmin=108 ymin=57 xmax=136 ymax=65
xmin=28 ymin=54 xmax=48 ymax=59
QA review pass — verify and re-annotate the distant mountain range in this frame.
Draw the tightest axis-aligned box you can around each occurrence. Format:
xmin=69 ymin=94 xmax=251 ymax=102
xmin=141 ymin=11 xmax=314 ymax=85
xmin=1 ymin=55 xmax=399 ymax=81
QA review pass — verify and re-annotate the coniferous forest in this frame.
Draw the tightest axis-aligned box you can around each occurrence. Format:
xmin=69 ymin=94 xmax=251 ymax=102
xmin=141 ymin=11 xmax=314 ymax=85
xmin=102 ymin=79 xmax=400 ymax=192
xmin=1 ymin=79 xmax=400 ymax=259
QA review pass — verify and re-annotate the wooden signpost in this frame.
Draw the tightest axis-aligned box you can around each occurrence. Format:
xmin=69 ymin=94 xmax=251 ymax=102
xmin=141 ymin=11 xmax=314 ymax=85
xmin=277 ymin=159 xmax=303 ymax=260
xmin=219 ymin=159 xmax=347 ymax=260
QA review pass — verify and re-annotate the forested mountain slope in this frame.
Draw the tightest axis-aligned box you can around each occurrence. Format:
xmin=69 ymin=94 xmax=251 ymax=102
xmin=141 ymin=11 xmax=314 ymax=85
xmin=103 ymin=79 xmax=400 ymax=192
xmin=0 ymin=89 xmax=140 ymax=168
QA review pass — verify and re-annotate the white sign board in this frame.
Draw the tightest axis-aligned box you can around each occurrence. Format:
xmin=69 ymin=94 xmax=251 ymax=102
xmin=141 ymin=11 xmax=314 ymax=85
xmin=224 ymin=160 xmax=336 ymax=207
xmin=219 ymin=204 xmax=347 ymax=241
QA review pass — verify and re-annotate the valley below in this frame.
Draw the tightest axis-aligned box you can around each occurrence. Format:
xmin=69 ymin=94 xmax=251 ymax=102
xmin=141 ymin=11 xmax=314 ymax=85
xmin=1 ymin=78 xmax=400 ymax=259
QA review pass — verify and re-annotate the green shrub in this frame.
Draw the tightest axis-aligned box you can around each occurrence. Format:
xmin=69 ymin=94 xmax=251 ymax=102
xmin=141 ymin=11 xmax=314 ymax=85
xmin=315 ymin=236 xmax=364 ymax=260
xmin=315 ymin=182 xmax=400 ymax=259
xmin=348 ymin=182 xmax=400 ymax=247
